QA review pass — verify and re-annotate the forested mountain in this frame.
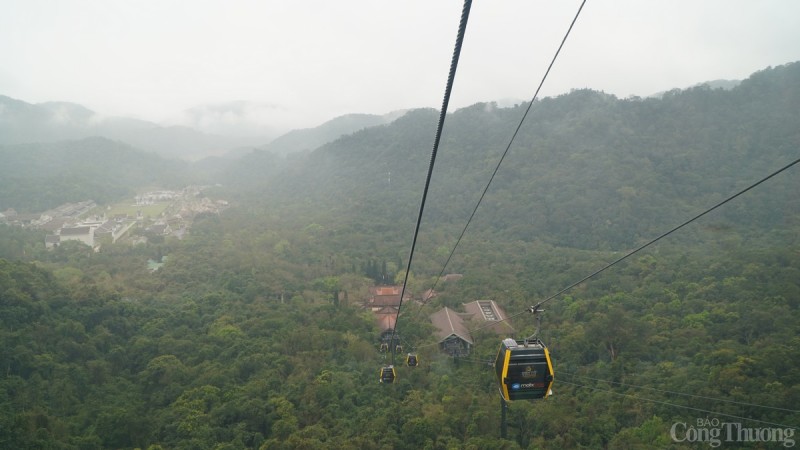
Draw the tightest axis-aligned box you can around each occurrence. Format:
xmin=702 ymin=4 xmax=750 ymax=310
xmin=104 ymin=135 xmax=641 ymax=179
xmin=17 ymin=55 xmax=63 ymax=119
xmin=259 ymin=111 xmax=407 ymax=156
xmin=227 ymin=62 xmax=799 ymax=252
xmin=0 ymin=96 xmax=406 ymax=161
xmin=0 ymin=63 xmax=798 ymax=449
xmin=0 ymin=96 xmax=247 ymax=160
xmin=0 ymin=137 xmax=190 ymax=211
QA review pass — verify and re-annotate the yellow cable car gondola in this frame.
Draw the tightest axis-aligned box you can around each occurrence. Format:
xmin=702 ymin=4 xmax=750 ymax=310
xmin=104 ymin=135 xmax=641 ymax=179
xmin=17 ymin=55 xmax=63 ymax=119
xmin=379 ymin=365 xmax=396 ymax=383
xmin=494 ymin=338 xmax=554 ymax=401
xmin=406 ymin=353 xmax=419 ymax=367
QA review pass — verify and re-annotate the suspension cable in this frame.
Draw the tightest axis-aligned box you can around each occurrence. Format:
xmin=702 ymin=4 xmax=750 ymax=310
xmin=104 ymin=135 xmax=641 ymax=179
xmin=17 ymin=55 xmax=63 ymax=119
xmin=558 ymin=378 xmax=797 ymax=430
xmin=427 ymin=0 xmax=588 ymax=297
xmin=467 ymin=156 xmax=800 ymax=335
xmin=561 ymin=370 xmax=800 ymax=414
xmin=388 ymin=0 xmax=473 ymax=366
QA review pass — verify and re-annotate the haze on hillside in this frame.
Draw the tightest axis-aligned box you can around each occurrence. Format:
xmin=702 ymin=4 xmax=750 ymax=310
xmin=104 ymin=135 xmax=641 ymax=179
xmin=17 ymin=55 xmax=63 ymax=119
xmin=0 ymin=59 xmax=798 ymax=448
xmin=1 ymin=0 xmax=798 ymax=138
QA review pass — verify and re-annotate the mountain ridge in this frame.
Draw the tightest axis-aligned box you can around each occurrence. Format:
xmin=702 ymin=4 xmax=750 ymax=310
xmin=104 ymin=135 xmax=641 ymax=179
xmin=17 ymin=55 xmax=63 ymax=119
xmin=0 ymin=96 xmax=251 ymax=161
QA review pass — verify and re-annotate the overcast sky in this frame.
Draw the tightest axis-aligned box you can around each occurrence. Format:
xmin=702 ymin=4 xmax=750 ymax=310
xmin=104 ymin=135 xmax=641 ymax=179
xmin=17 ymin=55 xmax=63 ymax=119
xmin=1 ymin=0 xmax=798 ymax=135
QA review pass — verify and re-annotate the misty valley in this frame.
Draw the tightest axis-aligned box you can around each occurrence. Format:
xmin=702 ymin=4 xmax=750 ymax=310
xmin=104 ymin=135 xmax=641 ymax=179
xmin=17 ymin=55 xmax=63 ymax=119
xmin=0 ymin=63 xmax=798 ymax=449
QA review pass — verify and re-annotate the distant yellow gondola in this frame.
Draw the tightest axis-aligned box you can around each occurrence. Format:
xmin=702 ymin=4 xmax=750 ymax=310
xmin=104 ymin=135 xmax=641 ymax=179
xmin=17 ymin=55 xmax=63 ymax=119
xmin=379 ymin=365 xmax=396 ymax=383
xmin=406 ymin=353 xmax=418 ymax=367
xmin=494 ymin=338 xmax=554 ymax=401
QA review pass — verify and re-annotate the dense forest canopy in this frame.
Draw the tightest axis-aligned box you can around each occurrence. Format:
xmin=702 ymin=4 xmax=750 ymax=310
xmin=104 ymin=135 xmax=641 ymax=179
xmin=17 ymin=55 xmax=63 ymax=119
xmin=0 ymin=62 xmax=798 ymax=449
xmin=221 ymin=62 xmax=799 ymax=252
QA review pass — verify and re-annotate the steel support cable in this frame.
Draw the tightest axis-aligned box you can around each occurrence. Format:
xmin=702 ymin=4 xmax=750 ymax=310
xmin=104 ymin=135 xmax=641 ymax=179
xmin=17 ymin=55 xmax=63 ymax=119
xmin=426 ymin=0 xmax=588 ymax=298
xmin=558 ymin=379 xmax=798 ymax=430
xmin=388 ymin=0 xmax=473 ymax=366
xmin=406 ymin=0 xmax=588 ymax=342
xmin=460 ymin=359 xmax=494 ymax=365
xmin=466 ymin=156 xmax=800 ymax=335
xmin=560 ymin=370 xmax=800 ymax=414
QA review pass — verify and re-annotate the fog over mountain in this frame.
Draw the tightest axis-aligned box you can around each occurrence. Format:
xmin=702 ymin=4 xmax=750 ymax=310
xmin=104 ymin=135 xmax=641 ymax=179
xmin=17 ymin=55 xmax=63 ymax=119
xmin=0 ymin=75 xmax=749 ymax=164
xmin=176 ymin=101 xmax=289 ymax=141
xmin=259 ymin=110 xmax=408 ymax=156
xmin=0 ymin=95 xmax=245 ymax=160
xmin=0 ymin=61 xmax=798 ymax=449
xmin=0 ymin=96 xmax=409 ymax=161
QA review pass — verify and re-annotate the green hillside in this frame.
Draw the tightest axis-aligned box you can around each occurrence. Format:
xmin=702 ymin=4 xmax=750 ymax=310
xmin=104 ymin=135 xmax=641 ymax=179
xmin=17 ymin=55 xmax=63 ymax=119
xmin=0 ymin=62 xmax=798 ymax=449
xmin=225 ymin=62 xmax=799 ymax=253
xmin=0 ymin=137 xmax=190 ymax=211
xmin=0 ymin=96 xmax=249 ymax=161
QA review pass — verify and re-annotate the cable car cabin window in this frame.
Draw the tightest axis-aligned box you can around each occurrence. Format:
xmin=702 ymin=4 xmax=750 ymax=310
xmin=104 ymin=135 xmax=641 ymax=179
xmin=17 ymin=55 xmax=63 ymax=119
xmin=379 ymin=365 xmax=396 ymax=383
xmin=494 ymin=338 xmax=554 ymax=401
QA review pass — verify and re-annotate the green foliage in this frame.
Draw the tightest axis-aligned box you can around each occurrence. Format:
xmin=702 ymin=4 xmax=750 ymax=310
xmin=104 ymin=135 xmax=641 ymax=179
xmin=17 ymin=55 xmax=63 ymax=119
xmin=0 ymin=63 xmax=798 ymax=448
xmin=224 ymin=63 xmax=800 ymax=255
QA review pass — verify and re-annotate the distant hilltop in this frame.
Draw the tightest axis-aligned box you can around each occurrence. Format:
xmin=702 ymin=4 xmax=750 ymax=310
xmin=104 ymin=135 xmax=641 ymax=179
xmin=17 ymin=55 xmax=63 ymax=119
xmin=650 ymin=78 xmax=741 ymax=98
